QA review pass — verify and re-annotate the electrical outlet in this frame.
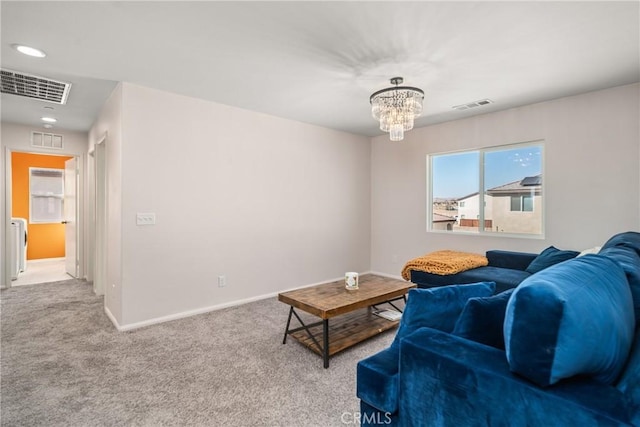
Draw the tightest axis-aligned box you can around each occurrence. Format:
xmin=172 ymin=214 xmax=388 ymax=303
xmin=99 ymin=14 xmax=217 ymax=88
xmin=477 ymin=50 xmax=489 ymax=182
xmin=392 ymin=254 xmax=399 ymax=263
xmin=136 ymin=213 xmax=156 ymax=225
xmin=218 ymin=275 xmax=226 ymax=287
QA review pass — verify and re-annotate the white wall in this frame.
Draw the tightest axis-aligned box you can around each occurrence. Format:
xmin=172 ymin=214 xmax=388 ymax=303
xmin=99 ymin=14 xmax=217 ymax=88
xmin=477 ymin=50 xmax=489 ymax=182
xmin=97 ymin=83 xmax=371 ymax=327
xmin=1 ymin=122 xmax=88 ymax=288
xmin=371 ymin=83 xmax=640 ymax=277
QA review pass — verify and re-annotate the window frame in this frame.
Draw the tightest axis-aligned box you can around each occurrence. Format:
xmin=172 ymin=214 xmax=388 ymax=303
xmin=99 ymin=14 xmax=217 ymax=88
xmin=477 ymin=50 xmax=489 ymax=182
xmin=427 ymin=140 xmax=544 ymax=238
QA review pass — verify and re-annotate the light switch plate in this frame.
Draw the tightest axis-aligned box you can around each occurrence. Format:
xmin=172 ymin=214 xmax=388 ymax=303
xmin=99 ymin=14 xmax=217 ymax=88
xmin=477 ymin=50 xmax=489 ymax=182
xmin=136 ymin=213 xmax=156 ymax=225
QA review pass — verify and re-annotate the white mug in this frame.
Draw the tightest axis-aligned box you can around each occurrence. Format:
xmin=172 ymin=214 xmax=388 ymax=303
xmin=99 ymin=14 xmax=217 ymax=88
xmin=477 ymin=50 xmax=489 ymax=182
xmin=345 ymin=272 xmax=359 ymax=290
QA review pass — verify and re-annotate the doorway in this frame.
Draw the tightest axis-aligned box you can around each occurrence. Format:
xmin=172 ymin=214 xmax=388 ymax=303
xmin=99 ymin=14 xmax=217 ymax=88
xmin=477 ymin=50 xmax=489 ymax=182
xmin=6 ymin=150 xmax=81 ymax=287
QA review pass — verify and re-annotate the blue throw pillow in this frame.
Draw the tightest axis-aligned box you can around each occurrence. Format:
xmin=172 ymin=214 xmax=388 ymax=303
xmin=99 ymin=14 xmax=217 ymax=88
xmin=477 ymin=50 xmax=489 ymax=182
xmin=504 ymin=255 xmax=635 ymax=387
xmin=391 ymin=282 xmax=496 ymax=350
xmin=525 ymin=246 xmax=579 ymax=274
xmin=601 ymin=231 xmax=640 ymax=257
xmin=452 ymin=288 xmax=514 ymax=350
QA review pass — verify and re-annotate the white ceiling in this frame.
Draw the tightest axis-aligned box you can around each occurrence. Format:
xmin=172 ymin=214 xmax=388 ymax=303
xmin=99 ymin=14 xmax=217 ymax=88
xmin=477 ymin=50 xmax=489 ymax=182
xmin=1 ymin=1 xmax=639 ymax=137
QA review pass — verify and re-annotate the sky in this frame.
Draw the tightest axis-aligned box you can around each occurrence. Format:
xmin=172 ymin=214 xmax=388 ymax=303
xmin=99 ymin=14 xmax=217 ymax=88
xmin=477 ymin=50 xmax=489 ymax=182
xmin=431 ymin=145 xmax=542 ymax=199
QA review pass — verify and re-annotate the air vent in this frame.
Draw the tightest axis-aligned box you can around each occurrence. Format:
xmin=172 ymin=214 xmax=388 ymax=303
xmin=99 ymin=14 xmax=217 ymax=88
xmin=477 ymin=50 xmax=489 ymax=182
xmin=452 ymin=99 xmax=493 ymax=111
xmin=1 ymin=69 xmax=71 ymax=105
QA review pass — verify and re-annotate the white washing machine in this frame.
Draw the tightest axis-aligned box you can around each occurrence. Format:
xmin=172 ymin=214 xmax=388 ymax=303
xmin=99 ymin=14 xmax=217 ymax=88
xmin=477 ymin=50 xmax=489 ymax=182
xmin=11 ymin=218 xmax=28 ymax=272
xmin=9 ymin=221 xmax=19 ymax=280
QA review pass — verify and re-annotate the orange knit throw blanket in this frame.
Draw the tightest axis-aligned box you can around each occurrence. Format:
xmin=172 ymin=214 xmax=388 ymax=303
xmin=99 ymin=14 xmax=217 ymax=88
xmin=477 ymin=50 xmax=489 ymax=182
xmin=401 ymin=250 xmax=488 ymax=281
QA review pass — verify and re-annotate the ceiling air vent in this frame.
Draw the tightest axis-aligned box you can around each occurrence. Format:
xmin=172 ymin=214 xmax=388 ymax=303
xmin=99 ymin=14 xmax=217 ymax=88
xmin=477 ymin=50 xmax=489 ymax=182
xmin=452 ymin=99 xmax=493 ymax=111
xmin=1 ymin=69 xmax=71 ymax=105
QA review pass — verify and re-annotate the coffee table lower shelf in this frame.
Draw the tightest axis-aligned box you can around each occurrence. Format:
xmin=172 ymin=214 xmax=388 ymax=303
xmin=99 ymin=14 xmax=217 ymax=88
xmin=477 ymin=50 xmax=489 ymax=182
xmin=287 ymin=308 xmax=400 ymax=358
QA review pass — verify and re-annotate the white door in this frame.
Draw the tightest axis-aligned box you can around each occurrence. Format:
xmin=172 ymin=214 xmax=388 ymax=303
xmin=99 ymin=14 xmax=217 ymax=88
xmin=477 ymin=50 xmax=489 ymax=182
xmin=64 ymin=158 xmax=78 ymax=278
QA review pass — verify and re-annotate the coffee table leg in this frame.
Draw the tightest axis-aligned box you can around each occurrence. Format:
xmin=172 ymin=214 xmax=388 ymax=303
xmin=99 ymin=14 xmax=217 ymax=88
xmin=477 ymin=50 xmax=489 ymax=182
xmin=323 ymin=319 xmax=329 ymax=369
xmin=282 ymin=306 xmax=294 ymax=344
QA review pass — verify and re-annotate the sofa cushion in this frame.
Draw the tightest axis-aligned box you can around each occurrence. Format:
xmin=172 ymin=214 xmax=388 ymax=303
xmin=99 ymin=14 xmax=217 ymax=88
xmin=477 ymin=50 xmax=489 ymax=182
xmin=525 ymin=246 xmax=580 ymax=274
xmin=391 ymin=282 xmax=496 ymax=350
xmin=356 ymin=347 xmax=400 ymax=413
xmin=614 ymin=328 xmax=640 ymax=426
xmin=599 ymin=246 xmax=640 ymax=320
xmin=504 ymin=255 xmax=635 ymax=387
xmin=399 ymin=327 xmax=636 ymax=427
xmin=358 ymin=282 xmax=495 ymax=414
xmin=485 ymin=250 xmax=538 ymax=270
xmin=411 ymin=267 xmax=526 ymax=294
xmin=452 ymin=288 xmax=514 ymax=350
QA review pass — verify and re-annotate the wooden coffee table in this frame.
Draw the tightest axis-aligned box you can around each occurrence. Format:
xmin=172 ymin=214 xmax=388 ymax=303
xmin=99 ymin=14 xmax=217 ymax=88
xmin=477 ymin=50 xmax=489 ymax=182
xmin=278 ymin=274 xmax=415 ymax=368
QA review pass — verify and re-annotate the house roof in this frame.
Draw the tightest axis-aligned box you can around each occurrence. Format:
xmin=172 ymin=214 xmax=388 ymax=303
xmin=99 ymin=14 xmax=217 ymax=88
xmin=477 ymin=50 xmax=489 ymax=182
xmin=456 ymin=192 xmax=479 ymax=202
xmin=433 ymin=213 xmax=456 ymax=223
xmin=486 ymin=174 xmax=542 ymax=195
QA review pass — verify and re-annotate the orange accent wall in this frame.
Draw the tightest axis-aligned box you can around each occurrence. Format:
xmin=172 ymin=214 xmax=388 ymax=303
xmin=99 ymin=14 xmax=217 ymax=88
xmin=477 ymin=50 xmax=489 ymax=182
xmin=11 ymin=152 xmax=73 ymax=260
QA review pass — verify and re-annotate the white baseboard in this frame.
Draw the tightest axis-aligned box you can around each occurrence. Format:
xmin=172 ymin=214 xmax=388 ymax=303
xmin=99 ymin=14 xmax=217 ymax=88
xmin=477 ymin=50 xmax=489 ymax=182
xmin=104 ymin=305 xmax=121 ymax=330
xmin=109 ymin=292 xmax=275 ymax=332
xmin=104 ymin=271 xmax=401 ymax=332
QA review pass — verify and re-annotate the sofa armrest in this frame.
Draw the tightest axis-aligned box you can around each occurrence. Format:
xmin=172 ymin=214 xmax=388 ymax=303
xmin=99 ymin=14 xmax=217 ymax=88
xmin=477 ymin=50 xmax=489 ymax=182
xmin=486 ymin=250 xmax=537 ymax=271
xmin=399 ymin=328 xmax=634 ymax=427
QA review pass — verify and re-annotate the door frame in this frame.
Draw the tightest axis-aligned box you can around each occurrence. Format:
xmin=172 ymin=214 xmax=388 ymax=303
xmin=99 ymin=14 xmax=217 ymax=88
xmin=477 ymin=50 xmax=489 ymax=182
xmin=3 ymin=148 xmax=84 ymax=288
xmin=89 ymin=133 xmax=107 ymax=296
xmin=64 ymin=157 xmax=79 ymax=278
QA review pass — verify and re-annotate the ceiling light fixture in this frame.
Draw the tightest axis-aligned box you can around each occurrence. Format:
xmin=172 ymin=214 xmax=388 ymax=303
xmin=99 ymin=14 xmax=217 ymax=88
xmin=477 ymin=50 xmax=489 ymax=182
xmin=41 ymin=117 xmax=57 ymax=123
xmin=12 ymin=44 xmax=47 ymax=58
xmin=370 ymin=77 xmax=424 ymax=141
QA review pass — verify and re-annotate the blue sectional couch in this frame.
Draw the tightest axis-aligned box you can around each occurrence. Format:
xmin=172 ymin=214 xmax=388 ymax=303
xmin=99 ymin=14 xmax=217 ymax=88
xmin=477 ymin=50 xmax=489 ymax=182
xmin=357 ymin=231 xmax=640 ymax=426
xmin=410 ymin=247 xmax=580 ymax=294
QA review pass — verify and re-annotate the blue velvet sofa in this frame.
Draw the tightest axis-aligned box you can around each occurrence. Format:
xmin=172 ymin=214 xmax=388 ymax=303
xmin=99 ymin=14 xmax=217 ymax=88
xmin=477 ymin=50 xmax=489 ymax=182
xmin=357 ymin=231 xmax=640 ymax=426
xmin=410 ymin=248 xmax=580 ymax=294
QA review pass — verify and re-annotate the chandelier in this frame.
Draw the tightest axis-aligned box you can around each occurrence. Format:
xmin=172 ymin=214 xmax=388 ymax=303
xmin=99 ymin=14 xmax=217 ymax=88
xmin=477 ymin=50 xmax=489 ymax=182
xmin=370 ymin=77 xmax=424 ymax=141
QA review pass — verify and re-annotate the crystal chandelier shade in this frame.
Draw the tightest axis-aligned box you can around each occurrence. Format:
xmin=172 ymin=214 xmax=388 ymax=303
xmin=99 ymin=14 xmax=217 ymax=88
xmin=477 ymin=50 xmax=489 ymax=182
xmin=370 ymin=77 xmax=424 ymax=141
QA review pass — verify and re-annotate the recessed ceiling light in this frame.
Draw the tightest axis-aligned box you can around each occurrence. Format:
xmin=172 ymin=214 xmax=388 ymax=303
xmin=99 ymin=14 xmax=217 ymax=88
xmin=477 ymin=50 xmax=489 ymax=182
xmin=41 ymin=117 xmax=57 ymax=123
xmin=12 ymin=44 xmax=47 ymax=58
xmin=43 ymin=124 xmax=53 ymax=129
xmin=13 ymin=44 xmax=46 ymax=58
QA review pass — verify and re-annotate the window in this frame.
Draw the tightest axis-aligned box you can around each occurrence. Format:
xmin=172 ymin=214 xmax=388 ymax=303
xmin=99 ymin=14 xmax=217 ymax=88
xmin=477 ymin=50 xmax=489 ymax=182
xmin=31 ymin=131 xmax=63 ymax=149
xmin=30 ymin=167 xmax=64 ymax=223
xmin=428 ymin=141 xmax=543 ymax=236
xmin=511 ymin=195 xmax=534 ymax=212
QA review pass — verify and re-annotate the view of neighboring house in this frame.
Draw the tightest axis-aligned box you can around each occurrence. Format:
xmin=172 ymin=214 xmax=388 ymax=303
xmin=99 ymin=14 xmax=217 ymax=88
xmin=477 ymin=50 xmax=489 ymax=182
xmin=486 ymin=174 xmax=542 ymax=234
xmin=439 ymin=175 xmax=542 ymax=234
xmin=432 ymin=213 xmax=457 ymax=231
xmin=456 ymin=192 xmax=494 ymax=230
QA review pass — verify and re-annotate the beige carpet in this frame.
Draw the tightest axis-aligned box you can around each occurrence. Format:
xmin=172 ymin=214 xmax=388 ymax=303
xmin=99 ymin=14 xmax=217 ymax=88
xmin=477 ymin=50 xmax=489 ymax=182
xmin=1 ymin=279 xmax=396 ymax=426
